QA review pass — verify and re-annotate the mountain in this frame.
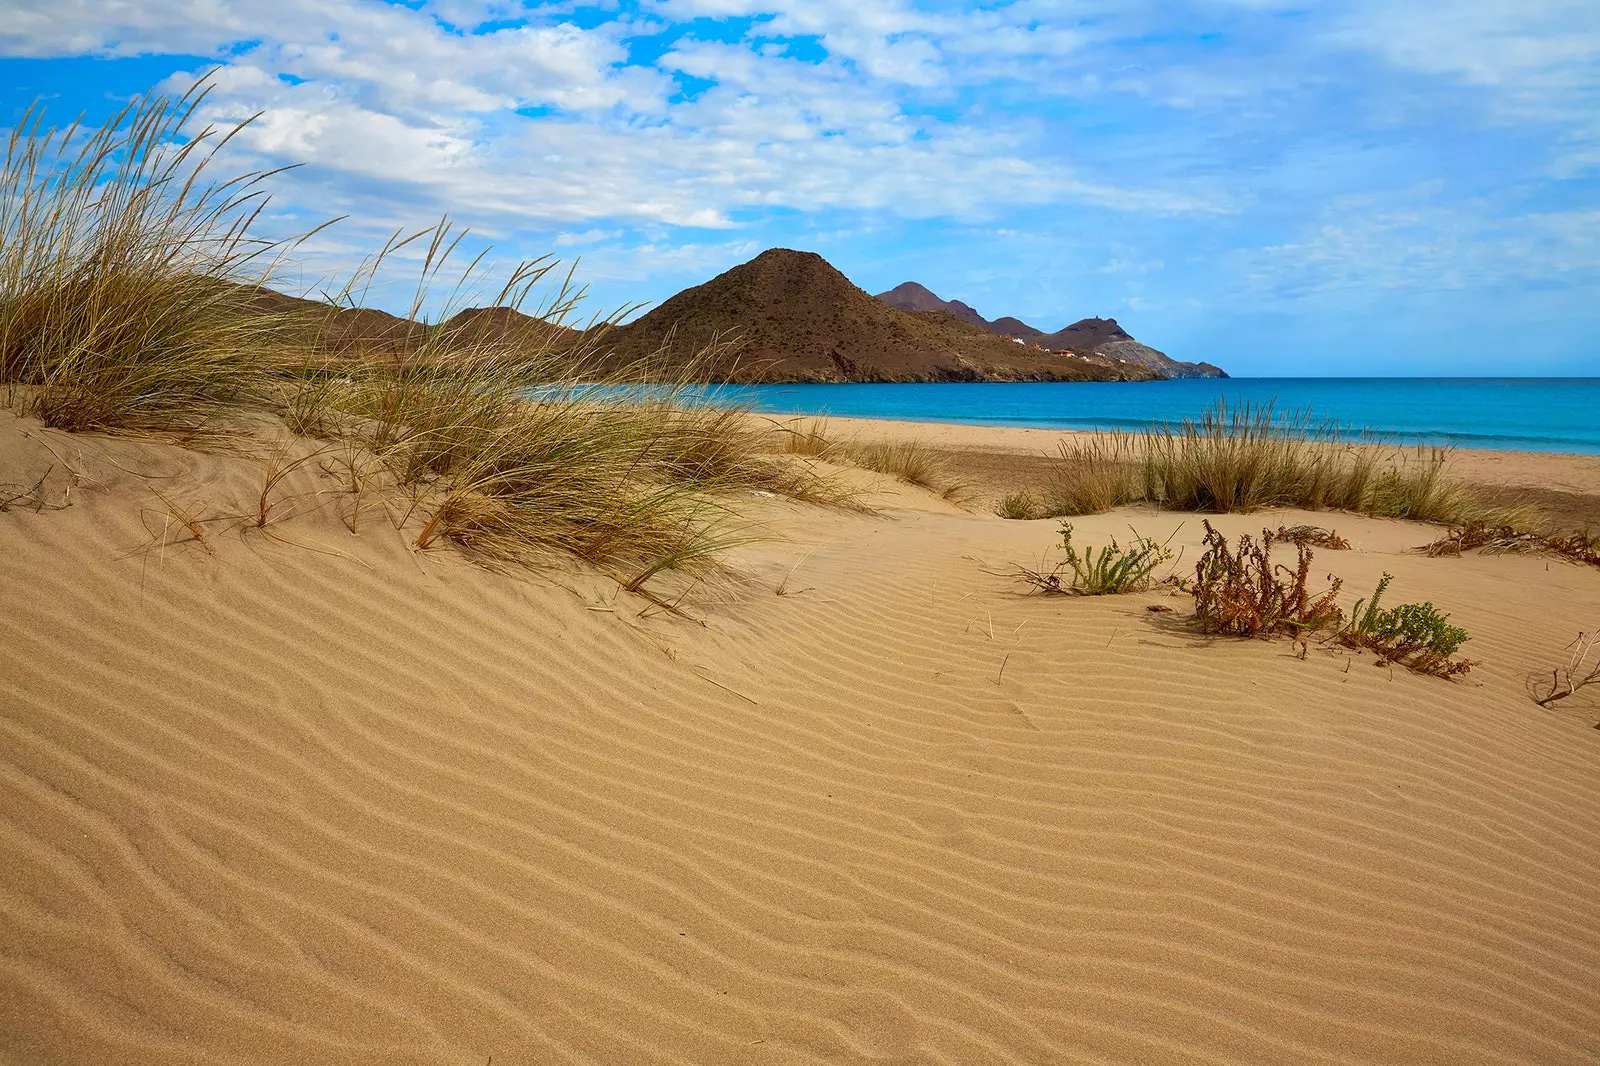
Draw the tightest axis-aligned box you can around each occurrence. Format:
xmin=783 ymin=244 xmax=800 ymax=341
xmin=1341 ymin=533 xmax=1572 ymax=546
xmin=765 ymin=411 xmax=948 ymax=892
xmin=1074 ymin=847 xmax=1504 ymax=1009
xmin=237 ymin=286 xmax=583 ymax=365
xmin=874 ymin=282 xmax=990 ymax=330
xmin=1036 ymin=317 xmax=1226 ymax=379
xmin=875 ymin=282 xmax=1226 ymax=378
xmin=240 ymin=286 xmax=422 ymax=361
xmin=597 ymin=250 xmax=1157 ymax=383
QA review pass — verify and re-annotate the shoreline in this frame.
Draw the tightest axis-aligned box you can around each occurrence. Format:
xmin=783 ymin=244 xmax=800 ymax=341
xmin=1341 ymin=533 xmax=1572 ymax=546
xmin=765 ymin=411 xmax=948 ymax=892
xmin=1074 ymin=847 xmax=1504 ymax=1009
xmin=733 ymin=376 xmax=1600 ymax=457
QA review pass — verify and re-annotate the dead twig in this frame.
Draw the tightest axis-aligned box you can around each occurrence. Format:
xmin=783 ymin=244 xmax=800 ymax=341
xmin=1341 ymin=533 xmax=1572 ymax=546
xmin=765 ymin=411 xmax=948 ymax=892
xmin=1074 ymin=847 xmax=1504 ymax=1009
xmin=1528 ymin=630 xmax=1600 ymax=707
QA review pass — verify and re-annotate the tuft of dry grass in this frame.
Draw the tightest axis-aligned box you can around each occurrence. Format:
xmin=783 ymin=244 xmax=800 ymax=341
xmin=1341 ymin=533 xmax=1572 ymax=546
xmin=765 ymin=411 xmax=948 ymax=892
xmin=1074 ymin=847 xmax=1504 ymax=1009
xmin=1043 ymin=400 xmax=1518 ymax=528
xmin=995 ymin=490 xmax=1040 ymax=520
xmin=775 ymin=420 xmax=961 ymax=500
xmin=838 ymin=439 xmax=946 ymax=489
xmin=0 ymin=76 xmax=325 ymax=435
xmin=1046 ymin=433 xmax=1141 ymax=515
xmin=282 ymin=221 xmax=855 ymax=589
xmin=779 ymin=419 xmax=835 ymax=459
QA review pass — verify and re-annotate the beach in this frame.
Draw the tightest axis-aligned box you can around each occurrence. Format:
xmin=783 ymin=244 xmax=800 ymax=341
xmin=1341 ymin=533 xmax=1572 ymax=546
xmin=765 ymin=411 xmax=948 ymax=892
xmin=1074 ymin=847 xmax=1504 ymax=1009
xmin=797 ymin=415 xmax=1600 ymax=531
xmin=3 ymin=408 xmax=1599 ymax=1065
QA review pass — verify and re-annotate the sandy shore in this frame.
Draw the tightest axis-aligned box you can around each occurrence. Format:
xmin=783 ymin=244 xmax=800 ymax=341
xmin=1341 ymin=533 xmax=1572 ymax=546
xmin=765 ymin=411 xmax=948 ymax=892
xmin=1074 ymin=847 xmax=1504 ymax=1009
xmin=3 ymin=408 xmax=1599 ymax=1065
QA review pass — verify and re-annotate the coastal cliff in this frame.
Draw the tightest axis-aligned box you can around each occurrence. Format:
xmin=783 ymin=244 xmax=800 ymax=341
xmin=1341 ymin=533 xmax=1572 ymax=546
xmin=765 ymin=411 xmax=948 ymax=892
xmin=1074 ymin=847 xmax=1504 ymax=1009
xmin=876 ymin=283 xmax=1226 ymax=378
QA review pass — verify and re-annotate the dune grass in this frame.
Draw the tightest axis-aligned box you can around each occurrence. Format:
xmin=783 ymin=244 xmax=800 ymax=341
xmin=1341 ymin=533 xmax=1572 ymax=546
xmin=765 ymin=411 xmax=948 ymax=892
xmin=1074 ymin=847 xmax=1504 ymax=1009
xmin=778 ymin=419 xmax=963 ymax=499
xmin=282 ymin=224 xmax=857 ymax=587
xmin=0 ymin=78 xmax=849 ymax=591
xmin=0 ymin=78 xmax=325 ymax=435
xmin=995 ymin=490 xmax=1041 ymax=520
xmin=1043 ymin=401 xmax=1522 ymax=527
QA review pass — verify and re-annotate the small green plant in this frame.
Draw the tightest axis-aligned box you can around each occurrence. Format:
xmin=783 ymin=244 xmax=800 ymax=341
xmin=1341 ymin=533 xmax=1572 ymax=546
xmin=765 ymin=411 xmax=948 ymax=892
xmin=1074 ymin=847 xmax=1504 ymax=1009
xmin=1190 ymin=521 xmax=1344 ymax=640
xmin=1018 ymin=521 xmax=1174 ymax=595
xmin=996 ymin=490 xmax=1040 ymax=520
xmin=1336 ymin=573 xmax=1476 ymax=677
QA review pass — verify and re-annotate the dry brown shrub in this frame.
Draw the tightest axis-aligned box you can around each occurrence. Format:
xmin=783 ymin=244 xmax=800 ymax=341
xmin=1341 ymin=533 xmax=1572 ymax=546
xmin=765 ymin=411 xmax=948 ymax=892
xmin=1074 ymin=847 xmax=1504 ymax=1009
xmin=1421 ymin=523 xmax=1600 ymax=568
xmin=1190 ymin=520 xmax=1344 ymax=640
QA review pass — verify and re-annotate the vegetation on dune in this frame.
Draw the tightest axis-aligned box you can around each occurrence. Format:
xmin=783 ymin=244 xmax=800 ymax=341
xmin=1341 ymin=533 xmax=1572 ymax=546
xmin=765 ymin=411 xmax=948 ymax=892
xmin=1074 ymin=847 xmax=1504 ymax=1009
xmin=1189 ymin=521 xmax=1345 ymax=641
xmin=0 ymin=79 xmax=325 ymax=434
xmin=285 ymin=225 xmax=860 ymax=587
xmin=1015 ymin=521 xmax=1175 ymax=595
xmin=1186 ymin=520 xmax=1476 ymax=677
xmin=1270 ymin=524 xmax=1352 ymax=550
xmin=0 ymin=78 xmax=853 ymax=591
xmin=1528 ymin=630 xmax=1600 ymax=707
xmin=1042 ymin=400 xmax=1528 ymax=528
xmin=1420 ymin=522 xmax=1600 ymax=569
xmin=1334 ymin=573 xmax=1477 ymax=678
xmin=779 ymin=419 xmax=964 ymax=499
xmin=995 ymin=490 xmax=1041 ymax=520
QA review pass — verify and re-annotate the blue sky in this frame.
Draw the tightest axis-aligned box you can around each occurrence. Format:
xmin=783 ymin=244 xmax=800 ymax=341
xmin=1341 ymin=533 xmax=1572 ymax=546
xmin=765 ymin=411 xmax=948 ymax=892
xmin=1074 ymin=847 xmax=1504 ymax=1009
xmin=3 ymin=1 xmax=1598 ymax=375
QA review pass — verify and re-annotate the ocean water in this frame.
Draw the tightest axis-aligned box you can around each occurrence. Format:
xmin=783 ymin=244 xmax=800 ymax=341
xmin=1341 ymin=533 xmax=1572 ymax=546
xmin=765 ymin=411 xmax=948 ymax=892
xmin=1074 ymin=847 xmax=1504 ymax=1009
xmin=730 ymin=378 xmax=1600 ymax=455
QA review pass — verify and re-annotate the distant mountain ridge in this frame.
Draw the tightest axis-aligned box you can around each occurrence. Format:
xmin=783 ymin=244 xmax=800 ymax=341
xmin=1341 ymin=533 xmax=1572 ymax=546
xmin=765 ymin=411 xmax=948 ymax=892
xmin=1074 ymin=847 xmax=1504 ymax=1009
xmin=874 ymin=282 xmax=1226 ymax=379
xmin=240 ymin=250 xmax=1204 ymax=384
xmin=595 ymin=250 xmax=1158 ymax=383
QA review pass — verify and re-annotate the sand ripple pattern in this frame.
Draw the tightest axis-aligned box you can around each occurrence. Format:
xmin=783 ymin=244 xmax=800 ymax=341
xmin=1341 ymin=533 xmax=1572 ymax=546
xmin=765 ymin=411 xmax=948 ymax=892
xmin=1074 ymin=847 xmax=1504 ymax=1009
xmin=3 ymin=431 xmax=1600 ymax=1064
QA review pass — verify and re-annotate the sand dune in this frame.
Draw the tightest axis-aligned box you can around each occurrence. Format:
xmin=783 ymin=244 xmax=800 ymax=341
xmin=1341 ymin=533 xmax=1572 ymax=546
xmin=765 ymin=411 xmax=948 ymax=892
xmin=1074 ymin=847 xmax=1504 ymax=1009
xmin=3 ymin=410 xmax=1599 ymax=1064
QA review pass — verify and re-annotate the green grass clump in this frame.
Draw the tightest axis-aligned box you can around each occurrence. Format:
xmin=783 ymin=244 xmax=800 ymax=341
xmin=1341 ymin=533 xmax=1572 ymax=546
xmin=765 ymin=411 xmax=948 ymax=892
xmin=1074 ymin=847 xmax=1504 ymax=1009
xmin=996 ymin=490 xmax=1040 ymax=520
xmin=1336 ymin=573 xmax=1476 ymax=677
xmin=1017 ymin=521 xmax=1174 ymax=595
xmin=1044 ymin=400 xmax=1512 ymax=527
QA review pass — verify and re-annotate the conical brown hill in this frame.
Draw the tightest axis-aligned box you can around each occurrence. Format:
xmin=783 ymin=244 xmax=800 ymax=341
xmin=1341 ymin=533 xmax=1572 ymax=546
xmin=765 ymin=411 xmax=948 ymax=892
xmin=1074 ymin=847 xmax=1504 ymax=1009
xmin=598 ymin=249 xmax=1157 ymax=383
xmin=875 ymin=281 xmax=989 ymax=330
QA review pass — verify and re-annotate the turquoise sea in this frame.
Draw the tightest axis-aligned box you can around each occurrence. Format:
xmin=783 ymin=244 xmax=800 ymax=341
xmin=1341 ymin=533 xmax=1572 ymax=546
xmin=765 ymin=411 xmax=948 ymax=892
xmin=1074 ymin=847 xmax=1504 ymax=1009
xmin=731 ymin=378 xmax=1600 ymax=455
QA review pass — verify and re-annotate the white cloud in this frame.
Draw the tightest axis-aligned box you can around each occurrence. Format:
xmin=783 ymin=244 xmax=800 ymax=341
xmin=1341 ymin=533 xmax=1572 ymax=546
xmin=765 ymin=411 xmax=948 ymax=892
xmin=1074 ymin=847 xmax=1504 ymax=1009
xmin=4 ymin=0 xmax=1593 ymax=337
xmin=1232 ymin=194 xmax=1600 ymax=300
xmin=1328 ymin=0 xmax=1600 ymax=173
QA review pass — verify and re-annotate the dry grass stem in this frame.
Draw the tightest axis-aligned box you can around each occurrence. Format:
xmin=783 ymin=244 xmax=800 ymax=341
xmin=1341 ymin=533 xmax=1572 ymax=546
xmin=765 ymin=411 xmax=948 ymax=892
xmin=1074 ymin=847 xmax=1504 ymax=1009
xmin=1528 ymin=630 xmax=1600 ymax=707
xmin=1420 ymin=523 xmax=1600 ymax=568
xmin=1044 ymin=400 xmax=1519 ymax=529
